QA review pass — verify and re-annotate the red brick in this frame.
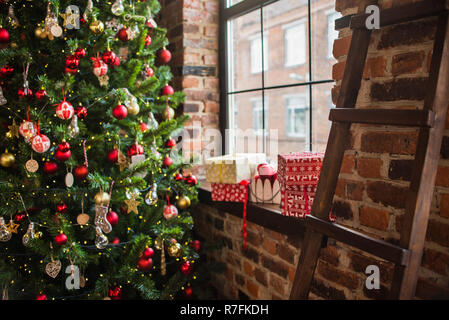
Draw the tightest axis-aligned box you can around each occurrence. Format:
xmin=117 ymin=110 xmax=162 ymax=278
xmin=262 ymin=237 xmax=278 ymax=255
xmin=392 ymin=51 xmax=425 ymax=76
xmin=204 ymin=54 xmax=218 ymax=65
xmin=332 ymin=200 xmax=354 ymax=220
xmin=415 ymin=278 xmax=449 ymax=299
xmin=335 ymin=178 xmax=364 ymax=201
xmin=436 ymin=166 xmax=449 ymax=187
xmin=269 ymin=274 xmax=286 ymax=295
xmin=204 ymin=77 xmax=219 ymax=90
xmin=367 ymin=181 xmax=408 ymax=209
xmin=225 ymin=267 xmax=233 ymax=281
xmin=204 ymin=101 xmax=219 ymax=113
xmin=317 ymin=261 xmax=359 ymax=290
xmin=422 ymin=248 xmax=449 ymax=276
xmin=311 ymin=278 xmax=346 ymax=300
xmin=440 ymin=194 xmax=449 ymax=218
xmin=243 ymin=259 xmax=254 ymax=277
xmin=333 ymin=35 xmax=352 ymax=58
xmin=361 ymin=131 xmax=418 ymax=155
xmin=341 ymin=154 xmax=355 ymax=174
xmin=278 ymin=244 xmax=296 ymax=265
xmin=204 ymin=25 xmax=218 ymax=38
xmin=255 ymin=267 xmax=268 ymax=286
xmin=378 ymin=20 xmax=437 ymax=49
xmin=335 ymin=0 xmax=358 ymax=11
xmin=246 ymin=280 xmax=259 ymax=298
xmin=363 ymin=56 xmax=387 ymax=79
xmin=288 ymin=266 xmax=296 ymax=283
xmin=182 ymin=76 xmax=200 ymax=88
xmin=359 ymin=206 xmax=391 ymax=231
xmin=247 ymin=229 xmax=262 ymax=246
xmin=183 ymin=0 xmax=201 ymax=9
xmin=320 ymin=245 xmax=340 ymax=266
xmin=371 ymin=78 xmax=428 ymax=102
xmin=426 ymin=219 xmax=449 ymax=247
xmin=332 ymin=61 xmax=346 ymax=81
xmin=357 ymin=157 xmax=382 ymax=179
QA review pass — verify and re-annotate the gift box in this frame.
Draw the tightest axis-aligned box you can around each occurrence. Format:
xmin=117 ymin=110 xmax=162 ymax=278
xmin=206 ymin=153 xmax=266 ymax=184
xmin=278 ymin=152 xmax=324 ymax=192
xmin=281 ymin=189 xmax=314 ymax=218
xmin=211 ymin=182 xmax=250 ymax=202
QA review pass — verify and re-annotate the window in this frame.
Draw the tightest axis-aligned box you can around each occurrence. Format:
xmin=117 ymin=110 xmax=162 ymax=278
xmin=251 ymin=35 xmax=269 ymax=73
xmin=285 ymin=95 xmax=308 ymax=137
xmin=285 ymin=22 xmax=306 ymax=67
xmin=223 ymin=0 xmax=338 ymax=160
xmin=327 ymin=12 xmax=341 ymax=59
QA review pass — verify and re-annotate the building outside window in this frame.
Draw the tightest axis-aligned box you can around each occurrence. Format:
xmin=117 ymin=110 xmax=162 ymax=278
xmin=223 ymin=0 xmax=339 ymax=161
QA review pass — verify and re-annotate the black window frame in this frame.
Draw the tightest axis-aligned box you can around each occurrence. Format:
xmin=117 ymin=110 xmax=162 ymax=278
xmin=219 ymin=0 xmax=337 ymax=154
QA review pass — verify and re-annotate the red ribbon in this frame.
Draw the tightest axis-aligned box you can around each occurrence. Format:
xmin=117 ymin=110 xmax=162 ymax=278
xmin=239 ymin=180 xmax=250 ymax=250
xmin=26 ymin=106 xmax=30 ymax=121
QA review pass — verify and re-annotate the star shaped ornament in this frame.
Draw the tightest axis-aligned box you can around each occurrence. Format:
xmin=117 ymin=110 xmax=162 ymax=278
xmin=98 ymin=75 xmax=109 ymax=87
xmin=124 ymin=196 xmax=140 ymax=214
xmin=7 ymin=119 xmax=19 ymax=139
xmin=7 ymin=220 xmax=20 ymax=234
xmin=117 ymin=150 xmax=129 ymax=171
xmin=60 ymin=8 xmax=80 ymax=29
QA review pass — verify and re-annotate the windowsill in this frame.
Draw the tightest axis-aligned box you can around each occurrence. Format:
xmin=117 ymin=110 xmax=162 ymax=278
xmin=197 ymin=181 xmax=307 ymax=236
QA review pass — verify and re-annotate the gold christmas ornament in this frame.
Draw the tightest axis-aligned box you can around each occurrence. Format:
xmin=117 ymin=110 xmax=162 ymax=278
xmin=94 ymin=191 xmax=110 ymax=206
xmin=6 ymin=220 xmax=19 ymax=234
xmin=0 ymin=150 xmax=15 ymax=168
xmin=124 ymin=195 xmax=140 ymax=214
xmin=126 ymin=103 xmax=140 ymax=116
xmin=163 ymin=107 xmax=175 ymax=120
xmin=176 ymin=196 xmax=191 ymax=210
xmin=7 ymin=119 xmax=19 ymax=139
xmin=167 ymin=242 xmax=182 ymax=257
xmin=89 ymin=19 xmax=105 ymax=34
xmin=45 ymin=259 xmax=62 ymax=279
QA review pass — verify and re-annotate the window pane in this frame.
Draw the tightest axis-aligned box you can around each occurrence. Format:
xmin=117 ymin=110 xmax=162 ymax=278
xmin=263 ymin=0 xmax=309 ymax=87
xmin=265 ymin=86 xmax=310 ymax=163
xmin=227 ymin=0 xmax=244 ymax=8
xmin=228 ymin=9 xmax=263 ymax=92
xmin=228 ymin=91 xmax=265 ymax=154
xmin=311 ymin=2 xmax=341 ymax=81
xmin=312 ymin=83 xmax=334 ymax=152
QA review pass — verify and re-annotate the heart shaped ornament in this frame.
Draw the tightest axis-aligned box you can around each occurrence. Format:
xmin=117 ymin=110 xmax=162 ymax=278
xmin=45 ymin=260 xmax=62 ymax=278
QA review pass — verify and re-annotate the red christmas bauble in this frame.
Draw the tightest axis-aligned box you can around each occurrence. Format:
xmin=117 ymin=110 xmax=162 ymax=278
xmin=109 ymin=286 xmax=122 ymax=300
xmin=0 ymin=28 xmax=10 ymax=44
xmin=174 ymin=173 xmax=183 ymax=181
xmin=64 ymin=67 xmax=78 ymax=75
xmin=140 ymin=122 xmax=148 ymax=132
xmin=146 ymin=20 xmax=155 ymax=29
xmin=111 ymin=237 xmax=120 ymax=244
xmin=55 ymin=233 xmax=68 ymax=246
xmin=184 ymin=174 xmax=198 ymax=186
xmin=159 ymin=49 xmax=172 ymax=64
xmin=31 ymin=134 xmax=51 ymax=153
xmin=191 ymin=240 xmax=202 ymax=252
xmin=75 ymin=48 xmax=86 ymax=59
xmin=108 ymin=149 xmax=119 ymax=163
xmin=145 ymin=67 xmax=154 ymax=78
xmin=137 ymin=257 xmax=153 ymax=272
xmin=162 ymin=85 xmax=174 ymax=96
xmin=180 ymin=261 xmax=193 ymax=275
xmin=102 ymin=51 xmax=117 ymax=65
xmin=55 ymin=149 xmax=71 ymax=162
xmin=75 ymin=106 xmax=88 ymax=119
xmin=0 ymin=65 xmax=14 ymax=78
xmin=36 ymin=294 xmax=47 ymax=300
xmin=142 ymin=247 xmax=154 ymax=259
xmin=184 ymin=287 xmax=193 ymax=298
xmin=58 ymin=142 xmax=71 ymax=152
xmin=112 ymin=104 xmax=128 ymax=120
xmin=56 ymin=101 xmax=74 ymax=120
xmin=74 ymin=165 xmax=89 ymax=180
xmin=117 ymin=27 xmax=130 ymax=42
xmin=163 ymin=156 xmax=173 ymax=168
xmin=163 ymin=204 xmax=178 ymax=220
xmin=43 ymin=161 xmax=58 ymax=174
xmin=65 ymin=55 xmax=80 ymax=69
xmin=127 ymin=144 xmax=144 ymax=157
xmin=166 ymin=138 xmax=177 ymax=148
xmin=113 ymin=56 xmax=121 ymax=67
xmin=35 ymin=89 xmax=47 ymax=100
xmin=56 ymin=203 xmax=68 ymax=214
xmin=18 ymin=88 xmax=33 ymax=99
xmin=106 ymin=210 xmax=119 ymax=227
xmin=145 ymin=35 xmax=152 ymax=46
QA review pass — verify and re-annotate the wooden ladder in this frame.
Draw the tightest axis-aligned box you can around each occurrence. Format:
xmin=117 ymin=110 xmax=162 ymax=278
xmin=289 ymin=0 xmax=449 ymax=300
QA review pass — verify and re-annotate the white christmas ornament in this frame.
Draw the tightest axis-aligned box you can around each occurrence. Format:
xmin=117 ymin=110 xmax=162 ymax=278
xmin=31 ymin=134 xmax=51 ymax=153
xmin=19 ymin=120 xmax=37 ymax=140
xmin=56 ymin=101 xmax=74 ymax=120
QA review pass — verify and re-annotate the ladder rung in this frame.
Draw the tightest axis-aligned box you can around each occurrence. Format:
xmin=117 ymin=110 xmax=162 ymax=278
xmin=350 ymin=0 xmax=449 ymax=30
xmin=305 ymin=215 xmax=410 ymax=266
xmin=329 ymin=109 xmax=435 ymax=127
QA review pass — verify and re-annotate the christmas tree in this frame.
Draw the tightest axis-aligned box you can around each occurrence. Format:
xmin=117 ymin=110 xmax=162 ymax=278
xmin=0 ymin=0 xmax=205 ymax=300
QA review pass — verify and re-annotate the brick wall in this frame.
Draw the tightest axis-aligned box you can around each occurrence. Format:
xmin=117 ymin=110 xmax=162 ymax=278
xmin=163 ymin=0 xmax=449 ymax=299
xmin=159 ymin=0 xmax=220 ymax=179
